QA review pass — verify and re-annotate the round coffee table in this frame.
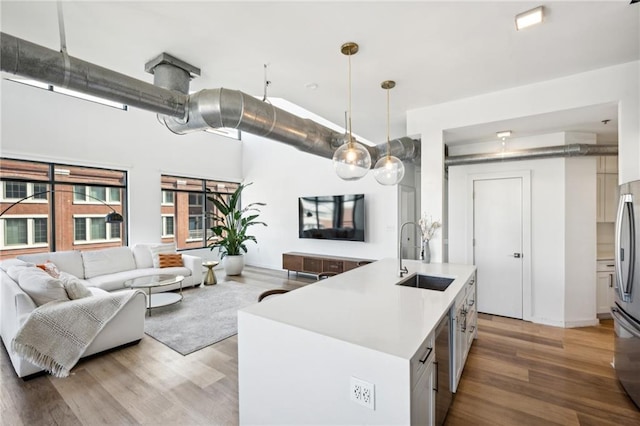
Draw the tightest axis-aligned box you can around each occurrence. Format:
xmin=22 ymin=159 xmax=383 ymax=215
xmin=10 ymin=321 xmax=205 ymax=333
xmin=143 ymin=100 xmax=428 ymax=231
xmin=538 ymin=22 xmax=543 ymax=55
xmin=124 ymin=274 xmax=184 ymax=315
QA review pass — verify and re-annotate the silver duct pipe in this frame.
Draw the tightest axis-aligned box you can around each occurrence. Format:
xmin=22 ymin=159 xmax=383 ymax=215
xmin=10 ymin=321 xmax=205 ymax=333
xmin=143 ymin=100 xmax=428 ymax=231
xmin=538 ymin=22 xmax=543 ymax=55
xmin=1 ymin=32 xmax=420 ymax=166
xmin=159 ymin=88 xmax=421 ymax=163
xmin=445 ymin=144 xmax=618 ymax=167
xmin=1 ymin=32 xmax=187 ymax=118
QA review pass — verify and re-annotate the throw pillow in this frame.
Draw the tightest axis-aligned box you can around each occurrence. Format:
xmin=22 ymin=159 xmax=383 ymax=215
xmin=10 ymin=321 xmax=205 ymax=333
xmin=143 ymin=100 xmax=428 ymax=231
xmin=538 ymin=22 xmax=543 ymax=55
xmin=0 ymin=258 xmax=33 ymax=273
xmin=60 ymin=274 xmax=92 ymax=300
xmin=36 ymin=261 xmax=61 ymax=278
xmin=158 ymin=253 xmax=183 ymax=268
xmin=17 ymin=267 xmax=70 ymax=306
xmin=149 ymin=243 xmax=177 ymax=268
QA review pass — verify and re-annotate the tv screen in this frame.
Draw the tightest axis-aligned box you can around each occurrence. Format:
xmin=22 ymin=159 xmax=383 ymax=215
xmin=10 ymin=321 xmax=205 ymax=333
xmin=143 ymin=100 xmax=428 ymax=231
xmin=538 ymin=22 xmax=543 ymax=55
xmin=298 ymin=194 xmax=365 ymax=241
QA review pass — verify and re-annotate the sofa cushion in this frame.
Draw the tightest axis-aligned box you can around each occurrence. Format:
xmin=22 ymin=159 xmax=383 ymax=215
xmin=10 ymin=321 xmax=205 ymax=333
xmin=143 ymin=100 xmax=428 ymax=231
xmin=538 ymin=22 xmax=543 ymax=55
xmin=59 ymin=272 xmax=93 ymax=300
xmin=149 ymin=243 xmax=177 ymax=268
xmin=82 ymin=247 xmax=137 ymax=279
xmin=18 ymin=251 xmax=85 ymax=279
xmin=158 ymin=253 xmax=183 ymax=268
xmin=132 ymin=244 xmax=154 ymax=269
xmin=15 ymin=266 xmax=70 ymax=306
xmin=0 ymin=258 xmax=33 ymax=272
xmin=36 ymin=261 xmax=61 ymax=278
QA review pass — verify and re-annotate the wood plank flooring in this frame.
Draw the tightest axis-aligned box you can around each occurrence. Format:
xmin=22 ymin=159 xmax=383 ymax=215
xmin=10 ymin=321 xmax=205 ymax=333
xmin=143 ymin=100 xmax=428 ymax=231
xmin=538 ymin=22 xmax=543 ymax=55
xmin=2 ymin=266 xmax=639 ymax=425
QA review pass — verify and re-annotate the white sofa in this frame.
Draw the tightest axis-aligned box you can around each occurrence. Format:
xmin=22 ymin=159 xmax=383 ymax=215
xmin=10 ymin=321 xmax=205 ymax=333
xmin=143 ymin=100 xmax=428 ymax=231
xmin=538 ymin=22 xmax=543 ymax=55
xmin=2 ymin=244 xmax=202 ymax=378
xmin=0 ymin=259 xmax=147 ymax=378
xmin=17 ymin=244 xmax=202 ymax=292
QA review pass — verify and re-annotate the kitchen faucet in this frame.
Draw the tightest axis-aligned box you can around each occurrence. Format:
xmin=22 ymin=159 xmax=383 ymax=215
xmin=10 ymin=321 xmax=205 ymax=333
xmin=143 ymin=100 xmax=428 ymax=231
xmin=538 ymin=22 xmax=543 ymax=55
xmin=398 ymin=221 xmax=421 ymax=277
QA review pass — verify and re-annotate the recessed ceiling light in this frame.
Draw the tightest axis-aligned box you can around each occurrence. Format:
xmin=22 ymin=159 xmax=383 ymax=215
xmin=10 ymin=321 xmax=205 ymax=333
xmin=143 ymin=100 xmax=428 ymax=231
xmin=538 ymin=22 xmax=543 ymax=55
xmin=305 ymin=82 xmax=318 ymax=90
xmin=515 ymin=6 xmax=544 ymax=31
xmin=497 ymin=130 xmax=512 ymax=140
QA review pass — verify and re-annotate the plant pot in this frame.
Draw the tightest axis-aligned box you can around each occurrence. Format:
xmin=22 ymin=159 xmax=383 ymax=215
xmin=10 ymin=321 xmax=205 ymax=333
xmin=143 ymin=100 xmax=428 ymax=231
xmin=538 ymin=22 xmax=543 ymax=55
xmin=224 ymin=255 xmax=245 ymax=276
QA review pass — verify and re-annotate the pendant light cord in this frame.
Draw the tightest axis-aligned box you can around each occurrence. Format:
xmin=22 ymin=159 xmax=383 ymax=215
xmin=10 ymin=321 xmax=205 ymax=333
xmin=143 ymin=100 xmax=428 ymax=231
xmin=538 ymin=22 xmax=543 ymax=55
xmin=386 ymin=85 xmax=391 ymax=158
xmin=347 ymin=51 xmax=353 ymax=145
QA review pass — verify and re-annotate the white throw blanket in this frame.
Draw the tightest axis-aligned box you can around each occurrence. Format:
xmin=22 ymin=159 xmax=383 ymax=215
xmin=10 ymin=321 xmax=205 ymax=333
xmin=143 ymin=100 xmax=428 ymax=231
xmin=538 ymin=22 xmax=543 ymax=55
xmin=12 ymin=290 xmax=140 ymax=378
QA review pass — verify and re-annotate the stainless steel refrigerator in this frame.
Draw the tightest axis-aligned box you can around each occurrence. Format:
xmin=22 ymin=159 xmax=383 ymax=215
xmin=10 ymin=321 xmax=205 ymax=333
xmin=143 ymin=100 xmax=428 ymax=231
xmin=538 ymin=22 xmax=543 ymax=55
xmin=612 ymin=180 xmax=640 ymax=408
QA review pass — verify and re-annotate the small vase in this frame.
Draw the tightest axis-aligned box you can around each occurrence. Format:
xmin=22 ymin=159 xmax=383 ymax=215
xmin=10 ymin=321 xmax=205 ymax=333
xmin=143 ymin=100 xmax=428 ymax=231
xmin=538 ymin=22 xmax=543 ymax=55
xmin=422 ymin=240 xmax=431 ymax=264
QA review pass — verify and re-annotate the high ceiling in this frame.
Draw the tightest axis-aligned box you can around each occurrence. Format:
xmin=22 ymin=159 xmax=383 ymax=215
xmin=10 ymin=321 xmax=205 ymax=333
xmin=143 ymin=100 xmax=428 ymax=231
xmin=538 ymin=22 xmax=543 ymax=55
xmin=1 ymin=1 xmax=638 ymax=146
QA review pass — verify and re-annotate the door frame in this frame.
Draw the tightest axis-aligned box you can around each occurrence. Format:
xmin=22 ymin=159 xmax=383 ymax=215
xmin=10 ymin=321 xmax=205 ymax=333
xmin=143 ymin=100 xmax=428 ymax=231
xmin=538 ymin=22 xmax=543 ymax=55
xmin=466 ymin=170 xmax=532 ymax=321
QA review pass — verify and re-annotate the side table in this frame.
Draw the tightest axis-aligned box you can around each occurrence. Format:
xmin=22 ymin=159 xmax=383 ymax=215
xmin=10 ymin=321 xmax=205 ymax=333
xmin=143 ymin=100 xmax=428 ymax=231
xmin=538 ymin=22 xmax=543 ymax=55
xmin=203 ymin=261 xmax=219 ymax=285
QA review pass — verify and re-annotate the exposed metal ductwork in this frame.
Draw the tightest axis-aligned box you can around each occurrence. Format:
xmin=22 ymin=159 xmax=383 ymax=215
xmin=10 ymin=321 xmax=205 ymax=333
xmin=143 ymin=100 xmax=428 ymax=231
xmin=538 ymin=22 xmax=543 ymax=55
xmin=445 ymin=143 xmax=618 ymax=167
xmin=0 ymin=32 xmax=420 ymax=165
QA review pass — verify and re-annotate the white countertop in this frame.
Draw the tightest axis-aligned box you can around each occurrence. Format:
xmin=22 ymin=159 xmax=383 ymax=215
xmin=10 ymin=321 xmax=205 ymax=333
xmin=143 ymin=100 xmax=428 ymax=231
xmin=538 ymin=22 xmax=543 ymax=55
xmin=241 ymin=258 xmax=476 ymax=360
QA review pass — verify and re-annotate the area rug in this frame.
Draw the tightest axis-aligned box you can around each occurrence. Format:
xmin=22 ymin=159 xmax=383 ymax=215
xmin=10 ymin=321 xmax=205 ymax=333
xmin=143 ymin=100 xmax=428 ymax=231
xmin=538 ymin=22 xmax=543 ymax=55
xmin=143 ymin=281 xmax=265 ymax=355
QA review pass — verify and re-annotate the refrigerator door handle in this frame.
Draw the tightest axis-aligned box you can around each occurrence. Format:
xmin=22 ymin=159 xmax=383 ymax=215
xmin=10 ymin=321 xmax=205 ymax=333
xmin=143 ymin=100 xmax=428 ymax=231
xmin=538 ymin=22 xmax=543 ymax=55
xmin=615 ymin=193 xmax=635 ymax=303
xmin=612 ymin=307 xmax=640 ymax=338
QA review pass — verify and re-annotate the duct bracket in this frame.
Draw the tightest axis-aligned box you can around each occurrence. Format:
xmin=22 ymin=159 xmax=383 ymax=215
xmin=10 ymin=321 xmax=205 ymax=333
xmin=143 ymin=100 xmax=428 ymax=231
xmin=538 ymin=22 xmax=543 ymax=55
xmin=145 ymin=52 xmax=200 ymax=95
xmin=145 ymin=52 xmax=200 ymax=78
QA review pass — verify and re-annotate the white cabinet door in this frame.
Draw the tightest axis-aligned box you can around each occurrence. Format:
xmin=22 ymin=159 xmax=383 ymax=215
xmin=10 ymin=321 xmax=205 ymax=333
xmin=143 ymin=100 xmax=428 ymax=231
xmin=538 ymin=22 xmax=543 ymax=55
xmin=604 ymin=156 xmax=618 ymax=174
xmin=604 ymin=174 xmax=619 ymax=223
xmin=597 ymin=272 xmax=614 ymax=314
xmin=597 ymin=174 xmax=605 ymax=222
xmin=411 ymin=360 xmax=435 ymax=426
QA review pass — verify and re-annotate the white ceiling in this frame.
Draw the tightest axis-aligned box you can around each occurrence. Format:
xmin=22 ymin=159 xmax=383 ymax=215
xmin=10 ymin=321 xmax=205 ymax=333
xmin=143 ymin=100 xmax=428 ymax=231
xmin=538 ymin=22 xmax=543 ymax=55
xmin=1 ymin=1 xmax=638 ymax=146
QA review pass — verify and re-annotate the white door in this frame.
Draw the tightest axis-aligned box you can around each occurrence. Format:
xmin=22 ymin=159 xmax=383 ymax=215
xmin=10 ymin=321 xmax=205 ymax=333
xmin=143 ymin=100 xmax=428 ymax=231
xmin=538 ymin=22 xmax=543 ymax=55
xmin=473 ymin=178 xmax=523 ymax=319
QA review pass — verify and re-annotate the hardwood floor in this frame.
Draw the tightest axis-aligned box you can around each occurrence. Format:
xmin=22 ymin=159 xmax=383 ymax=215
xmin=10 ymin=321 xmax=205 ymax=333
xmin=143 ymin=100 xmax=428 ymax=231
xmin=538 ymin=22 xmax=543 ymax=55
xmin=2 ymin=266 xmax=639 ymax=425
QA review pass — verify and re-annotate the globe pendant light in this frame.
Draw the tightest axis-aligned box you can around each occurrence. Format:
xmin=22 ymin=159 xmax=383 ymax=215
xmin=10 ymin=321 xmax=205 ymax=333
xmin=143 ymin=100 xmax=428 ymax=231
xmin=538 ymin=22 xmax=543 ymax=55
xmin=373 ymin=80 xmax=405 ymax=185
xmin=332 ymin=42 xmax=372 ymax=181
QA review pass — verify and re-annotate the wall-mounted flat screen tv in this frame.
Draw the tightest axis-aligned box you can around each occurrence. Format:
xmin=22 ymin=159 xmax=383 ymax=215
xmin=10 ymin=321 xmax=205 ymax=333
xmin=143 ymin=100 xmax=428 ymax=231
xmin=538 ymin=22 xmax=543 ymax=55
xmin=298 ymin=194 xmax=365 ymax=241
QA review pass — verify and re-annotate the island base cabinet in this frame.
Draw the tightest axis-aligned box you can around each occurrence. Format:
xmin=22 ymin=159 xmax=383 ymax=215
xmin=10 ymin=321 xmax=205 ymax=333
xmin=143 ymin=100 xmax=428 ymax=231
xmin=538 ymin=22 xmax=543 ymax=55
xmin=452 ymin=274 xmax=477 ymax=393
xmin=411 ymin=359 xmax=435 ymax=426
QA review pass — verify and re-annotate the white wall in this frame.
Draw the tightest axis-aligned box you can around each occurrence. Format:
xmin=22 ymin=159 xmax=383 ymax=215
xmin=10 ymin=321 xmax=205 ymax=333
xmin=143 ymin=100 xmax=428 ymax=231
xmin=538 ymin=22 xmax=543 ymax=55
xmin=0 ymin=79 xmax=243 ymax=252
xmin=564 ymin=157 xmax=598 ymax=327
xmin=448 ymin=132 xmax=597 ymax=326
xmin=241 ymin=132 xmax=398 ymax=270
xmin=409 ymin=61 xmax=640 ymax=263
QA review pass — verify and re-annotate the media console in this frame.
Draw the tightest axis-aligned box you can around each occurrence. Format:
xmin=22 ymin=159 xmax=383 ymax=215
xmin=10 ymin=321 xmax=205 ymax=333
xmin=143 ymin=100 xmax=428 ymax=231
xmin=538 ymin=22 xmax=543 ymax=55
xmin=282 ymin=252 xmax=375 ymax=277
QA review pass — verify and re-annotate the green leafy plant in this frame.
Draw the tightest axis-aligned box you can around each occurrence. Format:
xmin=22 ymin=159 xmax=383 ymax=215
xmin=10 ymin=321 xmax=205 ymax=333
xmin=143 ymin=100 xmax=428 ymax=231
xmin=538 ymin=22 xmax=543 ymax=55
xmin=207 ymin=182 xmax=267 ymax=259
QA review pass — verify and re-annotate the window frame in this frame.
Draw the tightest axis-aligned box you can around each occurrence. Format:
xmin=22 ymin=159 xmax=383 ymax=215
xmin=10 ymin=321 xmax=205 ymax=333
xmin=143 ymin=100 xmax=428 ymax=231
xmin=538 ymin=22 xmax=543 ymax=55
xmin=0 ymin=214 xmax=49 ymax=249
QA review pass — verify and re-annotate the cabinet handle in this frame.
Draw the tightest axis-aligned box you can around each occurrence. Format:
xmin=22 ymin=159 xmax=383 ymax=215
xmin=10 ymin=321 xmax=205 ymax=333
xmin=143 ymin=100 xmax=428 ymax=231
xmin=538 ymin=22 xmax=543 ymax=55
xmin=468 ymin=299 xmax=475 ymax=307
xmin=606 ymin=264 xmax=615 ymax=268
xmin=433 ymin=361 xmax=439 ymax=392
xmin=469 ymin=325 xmax=476 ymax=333
xmin=609 ymin=274 xmax=613 ymax=288
xmin=419 ymin=347 xmax=433 ymax=364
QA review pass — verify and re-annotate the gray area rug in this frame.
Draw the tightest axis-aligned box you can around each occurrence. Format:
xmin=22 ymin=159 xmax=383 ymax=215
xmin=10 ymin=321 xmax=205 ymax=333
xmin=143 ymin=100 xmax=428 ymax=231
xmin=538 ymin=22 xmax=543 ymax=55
xmin=143 ymin=281 xmax=265 ymax=355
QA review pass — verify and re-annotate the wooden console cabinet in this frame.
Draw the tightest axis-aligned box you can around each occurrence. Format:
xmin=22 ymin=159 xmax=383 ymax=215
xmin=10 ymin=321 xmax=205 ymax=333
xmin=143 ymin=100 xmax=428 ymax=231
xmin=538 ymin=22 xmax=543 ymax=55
xmin=282 ymin=252 xmax=374 ymax=276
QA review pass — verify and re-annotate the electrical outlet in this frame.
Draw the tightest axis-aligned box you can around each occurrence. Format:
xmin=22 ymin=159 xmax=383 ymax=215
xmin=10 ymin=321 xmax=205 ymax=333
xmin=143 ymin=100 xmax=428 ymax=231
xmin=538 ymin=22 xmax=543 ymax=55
xmin=350 ymin=377 xmax=375 ymax=410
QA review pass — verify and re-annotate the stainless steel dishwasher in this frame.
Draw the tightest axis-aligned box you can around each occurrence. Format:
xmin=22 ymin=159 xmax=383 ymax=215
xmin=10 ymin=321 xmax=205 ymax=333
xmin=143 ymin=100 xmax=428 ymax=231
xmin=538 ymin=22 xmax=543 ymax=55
xmin=434 ymin=312 xmax=452 ymax=425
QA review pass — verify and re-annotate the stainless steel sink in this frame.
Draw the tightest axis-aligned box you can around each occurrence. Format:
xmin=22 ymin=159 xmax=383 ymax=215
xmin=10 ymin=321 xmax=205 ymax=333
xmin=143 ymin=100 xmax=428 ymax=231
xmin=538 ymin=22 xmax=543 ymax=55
xmin=396 ymin=273 xmax=454 ymax=291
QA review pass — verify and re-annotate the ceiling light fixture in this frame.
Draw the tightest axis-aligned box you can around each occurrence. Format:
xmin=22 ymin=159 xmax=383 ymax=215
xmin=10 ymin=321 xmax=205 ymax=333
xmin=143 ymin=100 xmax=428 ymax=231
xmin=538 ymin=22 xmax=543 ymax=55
xmin=497 ymin=130 xmax=511 ymax=151
xmin=515 ymin=6 xmax=544 ymax=31
xmin=332 ymin=42 xmax=372 ymax=181
xmin=373 ymin=80 xmax=405 ymax=185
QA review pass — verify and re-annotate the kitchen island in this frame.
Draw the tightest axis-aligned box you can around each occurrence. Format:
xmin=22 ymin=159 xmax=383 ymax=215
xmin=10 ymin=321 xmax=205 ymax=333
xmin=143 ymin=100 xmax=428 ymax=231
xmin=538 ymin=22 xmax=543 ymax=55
xmin=238 ymin=258 xmax=477 ymax=425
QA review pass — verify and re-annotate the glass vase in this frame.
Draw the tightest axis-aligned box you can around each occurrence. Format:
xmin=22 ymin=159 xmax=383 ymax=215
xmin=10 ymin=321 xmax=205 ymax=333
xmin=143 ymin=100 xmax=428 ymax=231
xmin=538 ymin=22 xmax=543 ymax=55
xmin=422 ymin=239 xmax=431 ymax=263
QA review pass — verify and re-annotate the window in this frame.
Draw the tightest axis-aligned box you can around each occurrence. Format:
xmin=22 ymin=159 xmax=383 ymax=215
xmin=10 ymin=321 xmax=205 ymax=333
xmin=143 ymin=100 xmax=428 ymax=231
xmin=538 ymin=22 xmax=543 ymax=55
xmin=1 ymin=216 xmax=48 ymax=249
xmin=1 ymin=181 xmax=48 ymax=202
xmin=162 ymin=215 xmax=174 ymax=237
xmin=160 ymin=175 xmax=238 ymax=249
xmin=74 ymin=216 xmax=120 ymax=243
xmin=162 ymin=191 xmax=174 ymax=205
xmin=0 ymin=158 xmax=127 ymax=255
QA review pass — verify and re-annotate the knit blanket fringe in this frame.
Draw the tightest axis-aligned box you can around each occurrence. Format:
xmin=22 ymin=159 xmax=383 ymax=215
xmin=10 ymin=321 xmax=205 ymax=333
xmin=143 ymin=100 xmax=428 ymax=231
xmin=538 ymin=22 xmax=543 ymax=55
xmin=12 ymin=290 xmax=141 ymax=378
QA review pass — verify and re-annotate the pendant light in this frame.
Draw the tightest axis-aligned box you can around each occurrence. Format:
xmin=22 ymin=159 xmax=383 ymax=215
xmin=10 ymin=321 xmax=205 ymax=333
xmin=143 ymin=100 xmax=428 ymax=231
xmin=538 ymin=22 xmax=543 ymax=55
xmin=373 ymin=80 xmax=405 ymax=185
xmin=332 ymin=42 xmax=372 ymax=181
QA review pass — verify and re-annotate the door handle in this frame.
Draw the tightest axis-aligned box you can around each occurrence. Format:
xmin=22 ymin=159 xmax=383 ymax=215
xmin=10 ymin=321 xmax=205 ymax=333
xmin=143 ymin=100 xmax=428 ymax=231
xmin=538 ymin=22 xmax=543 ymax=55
xmin=512 ymin=253 xmax=522 ymax=258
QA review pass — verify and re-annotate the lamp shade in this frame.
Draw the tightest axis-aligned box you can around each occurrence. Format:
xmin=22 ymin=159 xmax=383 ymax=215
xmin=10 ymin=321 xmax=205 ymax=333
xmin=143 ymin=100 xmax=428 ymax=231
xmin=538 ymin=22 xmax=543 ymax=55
xmin=332 ymin=141 xmax=372 ymax=181
xmin=373 ymin=155 xmax=405 ymax=185
xmin=105 ymin=211 xmax=124 ymax=223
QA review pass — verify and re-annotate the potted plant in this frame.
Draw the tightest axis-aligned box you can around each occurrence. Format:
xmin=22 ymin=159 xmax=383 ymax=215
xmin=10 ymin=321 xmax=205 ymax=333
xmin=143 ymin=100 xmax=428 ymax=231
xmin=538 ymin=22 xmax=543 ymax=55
xmin=207 ymin=182 xmax=267 ymax=276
